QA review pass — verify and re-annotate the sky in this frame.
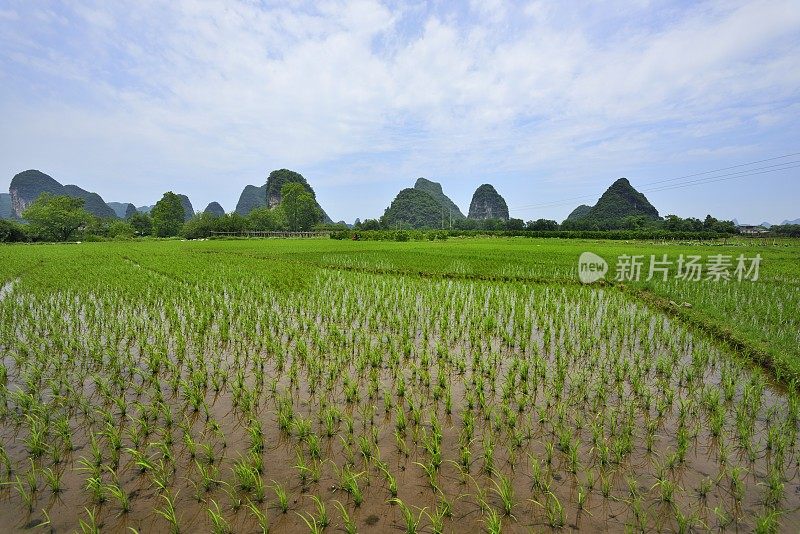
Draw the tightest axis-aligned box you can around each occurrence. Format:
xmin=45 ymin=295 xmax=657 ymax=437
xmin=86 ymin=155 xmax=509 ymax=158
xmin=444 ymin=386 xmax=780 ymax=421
xmin=0 ymin=0 xmax=798 ymax=224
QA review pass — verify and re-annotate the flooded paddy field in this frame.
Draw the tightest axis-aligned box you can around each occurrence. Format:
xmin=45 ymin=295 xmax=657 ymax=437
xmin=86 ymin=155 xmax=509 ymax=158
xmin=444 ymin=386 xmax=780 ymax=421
xmin=0 ymin=239 xmax=798 ymax=532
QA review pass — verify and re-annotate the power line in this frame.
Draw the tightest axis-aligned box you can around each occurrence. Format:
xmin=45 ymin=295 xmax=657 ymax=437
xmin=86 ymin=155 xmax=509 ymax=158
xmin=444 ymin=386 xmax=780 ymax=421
xmin=639 ymin=151 xmax=800 ymax=188
xmin=640 ymin=163 xmax=800 ymax=194
xmin=508 ymin=152 xmax=800 ymax=213
xmin=510 ymin=163 xmax=800 ymax=213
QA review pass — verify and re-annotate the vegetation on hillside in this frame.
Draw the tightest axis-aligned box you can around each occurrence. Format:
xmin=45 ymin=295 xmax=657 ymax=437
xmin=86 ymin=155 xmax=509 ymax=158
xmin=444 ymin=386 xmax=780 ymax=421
xmin=566 ymin=204 xmax=592 ymax=221
xmin=414 ymin=178 xmax=466 ymax=219
xmin=381 ymin=188 xmax=446 ymax=228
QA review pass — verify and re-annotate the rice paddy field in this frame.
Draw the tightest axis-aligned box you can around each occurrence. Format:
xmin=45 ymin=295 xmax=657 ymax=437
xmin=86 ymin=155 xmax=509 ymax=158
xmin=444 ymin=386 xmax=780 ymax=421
xmin=0 ymin=237 xmax=799 ymax=533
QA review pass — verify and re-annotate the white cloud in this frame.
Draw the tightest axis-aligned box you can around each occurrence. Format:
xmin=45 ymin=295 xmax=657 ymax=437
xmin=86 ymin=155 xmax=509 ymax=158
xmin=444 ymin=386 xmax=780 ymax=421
xmin=0 ymin=0 xmax=798 ymax=219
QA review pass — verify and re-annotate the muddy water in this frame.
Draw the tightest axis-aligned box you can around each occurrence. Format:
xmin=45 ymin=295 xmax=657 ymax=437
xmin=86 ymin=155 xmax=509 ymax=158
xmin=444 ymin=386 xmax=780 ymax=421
xmin=0 ymin=272 xmax=798 ymax=533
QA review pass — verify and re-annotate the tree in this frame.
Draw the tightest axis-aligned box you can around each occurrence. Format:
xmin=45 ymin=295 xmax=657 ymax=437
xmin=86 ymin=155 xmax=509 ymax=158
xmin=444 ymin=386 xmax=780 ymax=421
xmin=280 ymin=183 xmax=321 ymax=231
xmin=129 ymin=212 xmax=152 ymax=236
xmin=360 ymin=219 xmax=381 ymax=230
xmin=107 ymin=220 xmax=135 ymax=239
xmin=0 ymin=219 xmax=26 ymax=242
xmin=213 ymin=213 xmax=247 ymax=233
xmin=151 ymin=192 xmax=185 ymax=237
xmin=527 ymin=219 xmax=558 ymax=231
xmin=22 ymin=193 xmax=92 ymax=241
xmin=181 ymin=213 xmax=216 ymax=239
xmin=505 ymin=218 xmax=525 ymax=230
xmin=246 ymin=207 xmax=281 ymax=231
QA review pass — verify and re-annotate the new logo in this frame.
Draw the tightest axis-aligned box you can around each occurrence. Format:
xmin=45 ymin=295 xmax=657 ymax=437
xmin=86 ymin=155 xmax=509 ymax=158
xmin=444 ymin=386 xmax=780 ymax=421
xmin=578 ymin=252 xmax=608 ymax=284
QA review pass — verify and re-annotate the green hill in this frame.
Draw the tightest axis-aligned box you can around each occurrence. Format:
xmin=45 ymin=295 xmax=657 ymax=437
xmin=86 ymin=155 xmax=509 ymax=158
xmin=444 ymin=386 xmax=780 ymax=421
xmin=566 ymin=204 xmax=593 ymax=221
xmin=234 ymin=185 xmax=267 ymax=216
xmin=9 ymin=170 xmax=117 ymax=218
xmin=585 ymin=178 xmax=659 ymax=221
xmin=236 ymin=169 xmax=332 ymax=223
xmin=413 ymin=178 xmax=465 ymax=219
xmin=382 ymin=188 xmax=447 ymax=229
xmin=203 ymin=202 xmax=225 ymax=217
xmin=468 ymin=184 xmax=508 ymax=220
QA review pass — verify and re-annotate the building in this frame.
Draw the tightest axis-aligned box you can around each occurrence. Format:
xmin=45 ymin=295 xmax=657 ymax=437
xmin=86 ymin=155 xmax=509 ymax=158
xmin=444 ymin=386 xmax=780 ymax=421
xmin=737 ymin=225 xmax=769 ymax=235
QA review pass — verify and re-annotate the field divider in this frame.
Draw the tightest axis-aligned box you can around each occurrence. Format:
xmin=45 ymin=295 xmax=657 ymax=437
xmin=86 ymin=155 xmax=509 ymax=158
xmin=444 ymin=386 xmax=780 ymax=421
xmin=616 ymin=284 xmax=796 ymax=387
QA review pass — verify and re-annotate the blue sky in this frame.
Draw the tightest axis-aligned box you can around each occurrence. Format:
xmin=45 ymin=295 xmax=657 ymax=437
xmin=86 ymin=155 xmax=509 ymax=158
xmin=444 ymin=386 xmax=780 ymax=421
xmin=0 ymin=0 xmax=798 ymax=223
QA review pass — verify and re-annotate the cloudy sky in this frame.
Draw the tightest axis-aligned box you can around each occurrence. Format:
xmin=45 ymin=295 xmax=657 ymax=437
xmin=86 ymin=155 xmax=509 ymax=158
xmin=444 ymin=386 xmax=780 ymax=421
xmin=1 ymin=0 xmax=798 ymax=223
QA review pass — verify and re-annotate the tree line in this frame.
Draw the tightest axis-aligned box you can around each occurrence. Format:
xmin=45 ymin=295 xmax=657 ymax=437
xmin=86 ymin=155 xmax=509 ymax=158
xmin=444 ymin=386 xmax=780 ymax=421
xmin=353 ymin=213 xmax=741 ymax=233
xmin=3 ymin=188 xmax=799 ymax=243
xmin=0 ymin=183 xmax=323 ymax=242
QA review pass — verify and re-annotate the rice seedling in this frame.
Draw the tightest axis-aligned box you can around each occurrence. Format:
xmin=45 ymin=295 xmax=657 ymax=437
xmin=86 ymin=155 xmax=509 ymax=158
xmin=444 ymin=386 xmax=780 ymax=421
xmin=481 ymin=506 xmax=503 ymax=534
xmin=490 ymin=473 xmax=515 ymax=517
xmin=338 ymin=465 xmax=365 ymax=506
xmin=389 ymin=498 xmax=426 ymax=534
xmin=333 ymin=500 xmax=357 ymax=534
xmin=105 ymin=477 xmax=131 ymax=514
xmin=78 ymin=507 xmax=100 ymax=534
xmin=0 ymin=239 xmax=797 ymax=532
xmin=207 ymin=499 xmax=231 ymax=534
xmin=271 ymin=480 xmax=289 ymax=513
xmin=246 ymin=500 xmax=270 ymax=534
xmin=154 ymin=491 xmax=181 ymax=534
xmin=531 ymin=491 xmax=565 ymax=529
xmin=41 ymin=466 xmax=62 ymax=494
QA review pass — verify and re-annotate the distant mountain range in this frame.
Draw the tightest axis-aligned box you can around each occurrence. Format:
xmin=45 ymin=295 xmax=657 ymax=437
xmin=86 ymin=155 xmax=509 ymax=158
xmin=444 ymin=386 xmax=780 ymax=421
xmin=9 ymin=170 xmax=117 ymax=218
xmin=106 ymin=202 xmax=137 ymax=219
xmin=1 ymin=168 xmax=796 ymax=228
xmin=3 ymin=169 xmax=199 ymax=221
xmin=0 ymin=193 xmax=12 ymax=219
xmin=732 ymin=218 xmax=800 ymax=228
